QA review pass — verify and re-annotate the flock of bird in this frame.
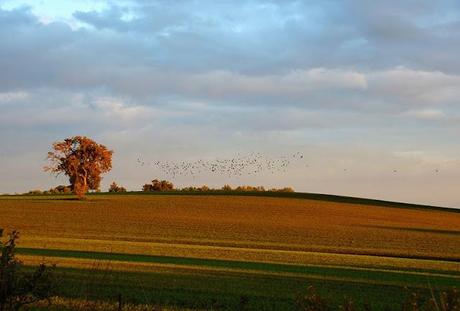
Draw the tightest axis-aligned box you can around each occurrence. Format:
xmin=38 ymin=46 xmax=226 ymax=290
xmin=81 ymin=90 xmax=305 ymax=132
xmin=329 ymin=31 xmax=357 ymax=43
xmin=136 ymin=152 xmax=441 ymax=179
xmin=137 ymin=152 xmax=306 ymax=179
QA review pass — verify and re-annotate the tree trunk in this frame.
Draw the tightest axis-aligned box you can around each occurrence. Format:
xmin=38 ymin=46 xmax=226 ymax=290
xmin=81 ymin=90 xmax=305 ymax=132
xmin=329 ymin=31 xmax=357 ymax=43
xmin=75 ymin=168 xmax=88 ymax=199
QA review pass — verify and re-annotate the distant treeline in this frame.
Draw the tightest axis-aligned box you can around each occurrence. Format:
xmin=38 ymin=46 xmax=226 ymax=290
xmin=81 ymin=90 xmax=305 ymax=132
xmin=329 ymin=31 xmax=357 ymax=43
xmin=22 ymin=180 xmax=294 ymax=195
xmin=25 ymin=185 xmax=72 ymax=195
xmin=141 ymin=179 xmax=294 ymax=193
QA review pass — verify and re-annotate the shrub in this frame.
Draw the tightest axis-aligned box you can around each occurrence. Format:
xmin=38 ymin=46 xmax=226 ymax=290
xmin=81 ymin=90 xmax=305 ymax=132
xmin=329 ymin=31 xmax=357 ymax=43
xmin=142 ymin=179 xmax=174 ymax=192
xmin=0 ymin=229 xmax=56 ymax=311
xmin=235 ymin=185 xmax=265 ymax=192
xmin=199 ymin=185 xmax=210 ymax=191
xmin=181 ymin=186 xmax=213 ymax=192
xmin=179 ymin=184 xmax=293 ymax=192
xmin=24 ymin=190 xmax=43 ymax=195
xmin=221 ymin=184 xmax=232 ymax=191
xmin=269 ymin=187 xmax=295 ymax=192
xmin=108 ymin=182 xmax=126 ymax=193
xmin=47 ymin=185 xmax=72 ymax=195
xmin=181 ymin=186 xmax=198 ymax=192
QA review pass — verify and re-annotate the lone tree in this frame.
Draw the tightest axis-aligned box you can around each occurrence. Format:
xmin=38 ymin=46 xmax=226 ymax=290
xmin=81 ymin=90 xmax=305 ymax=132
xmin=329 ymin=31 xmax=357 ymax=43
xmin=44 ymin=136 xmax=113 ymax=198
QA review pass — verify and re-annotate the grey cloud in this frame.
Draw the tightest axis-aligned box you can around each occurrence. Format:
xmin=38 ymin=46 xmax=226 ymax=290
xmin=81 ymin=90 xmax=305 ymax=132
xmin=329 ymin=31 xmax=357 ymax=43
xmin=2 ymin=1 xmax=460 ymax=95
xmin=339 ymin=0 xmax=460 ymax=72
xmin=1 ymin=1 xmax=460 ymax=206
xmin=0 ymin=5 xmax=36 ymax=27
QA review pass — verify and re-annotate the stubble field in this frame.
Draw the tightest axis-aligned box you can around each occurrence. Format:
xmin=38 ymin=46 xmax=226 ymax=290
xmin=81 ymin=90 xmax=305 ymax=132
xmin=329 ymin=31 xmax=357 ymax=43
xmin=0 ymin=193 xmax=459 ymax=310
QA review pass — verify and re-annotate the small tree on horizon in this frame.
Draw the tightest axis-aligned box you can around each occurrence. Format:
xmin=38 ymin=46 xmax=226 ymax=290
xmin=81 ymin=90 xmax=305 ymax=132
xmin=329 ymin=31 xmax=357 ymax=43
xmin=142 ymin=179 xmax=174 ymax=192
xmin=44 ymin=136 xmax=113 ymax=199
xmin=108 ymin=182 xmax=126 ymax=193
xmin=222 ymin=184 xmax=232 ymax=191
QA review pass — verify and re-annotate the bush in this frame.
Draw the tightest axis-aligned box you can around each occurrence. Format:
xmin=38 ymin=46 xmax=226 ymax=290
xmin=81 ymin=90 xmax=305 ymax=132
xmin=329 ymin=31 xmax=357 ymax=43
xmin=24 ymin=190 xmax=43 ymax=195
xmin=178 ymin=184 xmax=293 ymax=193
xmin=199 ymin=185 xmax=210 ymax=191
xmin=181 ymin=185 xmax=213 ymax=192
xmin=23 ymin=186 xmax=75 ymax=195
xmin=221 ymin=184 xmax=232 ymax=191
xmin=235 ymin=185 xmax=265 ymax=192
xmin=181 ymin=186 xmax=198 ymax=192
xmin=0 ymin=229 xmax=56 ymax=311
xmin=46 ymin=185 xmax=72 ymax=195
xmin=108 ymin=182 xmax=126 ymax=193
xmin=142 ymin=179 xmax=174 ymax=192
xmin=269 ymin=187 xmax=294 ymax=192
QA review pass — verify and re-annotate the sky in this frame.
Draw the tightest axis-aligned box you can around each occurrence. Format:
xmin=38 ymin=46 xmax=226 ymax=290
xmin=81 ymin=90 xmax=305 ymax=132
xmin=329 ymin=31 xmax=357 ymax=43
xmin=1 ymin=0 xmax=460 ymax=207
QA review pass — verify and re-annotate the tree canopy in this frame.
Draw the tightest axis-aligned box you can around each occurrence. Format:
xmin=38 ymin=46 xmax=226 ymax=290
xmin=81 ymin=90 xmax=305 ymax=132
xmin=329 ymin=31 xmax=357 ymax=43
xmin=142 ymin=179 xmax=174 ymax=192
xmin=44 ymin=136 xmax=113 ymax=198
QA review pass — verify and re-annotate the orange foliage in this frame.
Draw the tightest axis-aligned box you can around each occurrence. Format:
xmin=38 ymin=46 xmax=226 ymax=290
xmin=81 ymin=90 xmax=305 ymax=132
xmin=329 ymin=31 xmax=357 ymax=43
xmin=108 ymin=182 xmax=126 ymax=193
xmin=44 ymin=136 xmax=113 ymax=199
xmin=142 ymin=179 xmax=174 ymax=192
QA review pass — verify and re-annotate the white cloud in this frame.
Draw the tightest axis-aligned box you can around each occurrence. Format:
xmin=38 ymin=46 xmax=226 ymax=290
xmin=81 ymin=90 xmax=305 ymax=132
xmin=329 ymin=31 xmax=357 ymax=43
xmin=0 ymin=91 xmax=29 ymax=103
xmin=403 ymin=109 xmax=446 ymax=120
xmin=92 ymin=97 xmax=152 ymax=121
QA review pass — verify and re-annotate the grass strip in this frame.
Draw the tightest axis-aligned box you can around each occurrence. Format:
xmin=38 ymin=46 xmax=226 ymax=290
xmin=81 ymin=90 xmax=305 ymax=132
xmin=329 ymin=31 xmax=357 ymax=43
xmin=17 ymin=247 xmax=460 ymax=288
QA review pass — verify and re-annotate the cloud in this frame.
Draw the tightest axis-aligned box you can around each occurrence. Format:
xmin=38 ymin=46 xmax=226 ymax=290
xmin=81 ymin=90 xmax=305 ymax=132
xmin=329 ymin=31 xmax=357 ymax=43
xmin=369 ymin=67 xmax=460 ymax=106
xmin=1 ymin=1 xmax=460 ymax=206
xmin=403 ymin=109 xmax=446 ymax=120
xmin=0 ymin=91 xmax=29 ymax=103
xmin=91 ymin=97 xmax=153 ymax=121
xmin=172 ymin=69 xmax=367 ymax=102
xmin=0 ymin=90 xmax=155 ymax=130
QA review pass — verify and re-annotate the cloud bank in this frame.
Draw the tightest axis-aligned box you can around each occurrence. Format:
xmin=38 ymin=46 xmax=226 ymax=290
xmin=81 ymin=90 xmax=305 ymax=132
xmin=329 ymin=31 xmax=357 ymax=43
xmin=1 ymin=0 xmax=460 ymax=207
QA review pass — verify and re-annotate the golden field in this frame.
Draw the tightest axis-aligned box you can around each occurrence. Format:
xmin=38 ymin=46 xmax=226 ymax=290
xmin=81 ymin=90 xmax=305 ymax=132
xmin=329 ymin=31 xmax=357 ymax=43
xmin=2 ymin=193 xmax=460 ymax=310
xmin=0 ymin=194 xmax=459 ymax=270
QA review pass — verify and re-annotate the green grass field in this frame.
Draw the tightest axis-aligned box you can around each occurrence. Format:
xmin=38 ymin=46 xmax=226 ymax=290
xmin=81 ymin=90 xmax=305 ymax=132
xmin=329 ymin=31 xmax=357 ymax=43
xmin=1 ymin=192 xmax=459 ymax=310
